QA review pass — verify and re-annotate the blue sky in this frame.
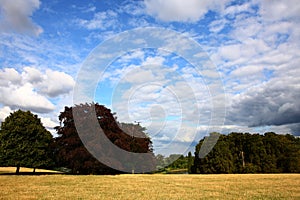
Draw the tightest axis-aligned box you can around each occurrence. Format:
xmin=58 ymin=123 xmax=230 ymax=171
xmin=0 ymin=0 xmax=300 ymax=155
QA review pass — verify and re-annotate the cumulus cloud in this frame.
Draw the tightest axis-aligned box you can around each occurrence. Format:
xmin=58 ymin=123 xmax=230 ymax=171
xmin=0 ymin=0 xmax=43 ymax=36
xmin=0 ymin=82 xmax=55 ymax=113
xmin=144 ymin=0 xmax=229 ymax=22
xmin=0 ymin=68 xmax=22 ymax=86
xmin=0 ymin=67 xmax=75 ymax=113
xmin=40 ymin=117 xmax=58 ymax=130
xmin=39 ymin=69 xmax=75 ymax=97
xmin=0 ymin=106 xmax=12 ymax=122
xmin=22 ymin=67 xmax=43 ymax=83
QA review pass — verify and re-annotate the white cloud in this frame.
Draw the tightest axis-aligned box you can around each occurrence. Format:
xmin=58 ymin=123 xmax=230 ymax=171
xmin=0 ymin=0 xmax=43 ymax=36
xmin=143 ymin=56 xmax=165 ymax=66
xmin=0 ymin=67 xmax=75 ymax=113
xmin=22 ymin=66 xmax=43 ymax=83
xmin=218 ymin=44 xmax=241 ymax=61
xmin=105 ymin=53 xmax=222 ymax=149
xmin=0 ymin=106 xmax=12 ymax=122
xmin=256 ymin=0 xmax=300 ymax=22
xmin=76 ymin=10 xmax=118 ymax=30
xmin=119 ymin=1 xmax=145 ymax=16
xmin=118 ymin=50 xmax=145 ymax=63
xmin=122 ymin=68 xmax=156 ymax=84
xmin=82 ymin=5 xmax=96 ymax=13
xmin=39 ymin=69 xmax=75 ymax=97
xmin=144 ymin=0 xmax=230 ymax=22
xmin=230 ymin=65 xmax=263 ymax=77
xmin=0 ymin=68 xmax=22 ymax=86
xmin=230 ymin=15 xmax=263 ymax=41
xmin=209 ymin=18 xmax=227 ymax=33
xmin=224 ymin=2 xmax=253 ymax=17
xmin=40 ymin=117 xmax=58 ymax=130
xmin=104 ymin=55 xmax=166 ymax=86
xmin=0 ymin=82 xmax=55 ymax=113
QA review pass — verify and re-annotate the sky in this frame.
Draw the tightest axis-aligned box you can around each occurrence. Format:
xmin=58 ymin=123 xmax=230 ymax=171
xmin=0 ymin=0 xmax=300 ymax=155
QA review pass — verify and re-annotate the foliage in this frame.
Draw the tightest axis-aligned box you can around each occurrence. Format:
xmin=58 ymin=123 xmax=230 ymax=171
xmin=0 ymin=110 xmax=54 ymax=173
xmin=192 ymin=132 xmax=300 ymax=174
xmin=155 ymin=153 xmax=194 ymax=173
xmin=53 ymin=103 xmax=156 ymax=174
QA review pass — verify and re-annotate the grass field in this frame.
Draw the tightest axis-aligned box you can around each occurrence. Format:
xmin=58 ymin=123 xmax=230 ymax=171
xmin=0 ymin=172 xmax=299 ymax=199
xmin=0 ymin=167 xmax=62 ymax=174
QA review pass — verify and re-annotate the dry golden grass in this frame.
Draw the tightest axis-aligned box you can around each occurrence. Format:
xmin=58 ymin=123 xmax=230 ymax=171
xmin=0 ymin=174 xmax=299 ymax=199
xmin=0 ymin=167 xmax=62 ymax=174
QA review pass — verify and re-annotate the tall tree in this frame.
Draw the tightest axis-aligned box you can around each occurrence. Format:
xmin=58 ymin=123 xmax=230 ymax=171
xmin=187 ymin=151 xmax=193 ymax=174
xmin=0 ymin=110 xmax=54 ymax=174
xmin=54 ymin=103 xmax=156 ymax=174
xmin=192 ymin=132 xmax=300 ymax=174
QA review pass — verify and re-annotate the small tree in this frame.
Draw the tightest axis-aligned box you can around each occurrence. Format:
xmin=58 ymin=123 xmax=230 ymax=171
xmin=0 ymin=110 xmax=54 ymax=174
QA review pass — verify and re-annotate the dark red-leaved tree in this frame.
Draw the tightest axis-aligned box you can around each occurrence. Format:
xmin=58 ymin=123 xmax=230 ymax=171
xmin=53 ymin=103 xmax=156 ymax=174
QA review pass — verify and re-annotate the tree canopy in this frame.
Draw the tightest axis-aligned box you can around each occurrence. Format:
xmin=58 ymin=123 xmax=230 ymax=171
xmin=0 ymin=110 xmax=54 ymax=173
xmin=53 ymin=103 xmax=156 ymax=174
xmin=155 ymin=153 xmax=194 ymax=174
xmin=192 ymin=132 xmax=300 ymax=174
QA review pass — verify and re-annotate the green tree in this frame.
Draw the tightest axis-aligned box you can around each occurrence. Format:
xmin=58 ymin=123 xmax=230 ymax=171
xmin=0 ymin=110 xmax=54 ymax=174
xmin=262 ymin=132 xmax=280 ymax=172
xmin=187 ymin=151 xmax=193 ymax=174
xmin=243 ymin=133 xmax=267 ymax=173
xmin=193 ymin=132 xmax=300 ymax=174
xmin=193 ymin=134 xmax=234 ymax=174
xmin=155 ymin=154 xmax=165 ymax=171
xmin=276 ymin=134 xmax=300 ymax=173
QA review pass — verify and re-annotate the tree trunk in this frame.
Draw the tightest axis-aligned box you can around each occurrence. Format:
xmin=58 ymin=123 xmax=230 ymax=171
xmin=33 ymin=168 xmax=36 ymax=173
xmin=16 ymin=164 xmax=20 ymax=174
xmin=241 ymin=151 xmax=245 ymax=168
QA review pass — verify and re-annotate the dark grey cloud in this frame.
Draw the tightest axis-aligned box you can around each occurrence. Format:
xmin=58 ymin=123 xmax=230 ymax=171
xmin=227 ymin=76 xmax=300 ymax=135
xmin=288 ymin=123 xmax=300 ymax=136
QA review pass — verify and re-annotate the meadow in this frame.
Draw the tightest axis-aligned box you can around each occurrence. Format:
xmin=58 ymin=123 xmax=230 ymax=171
xmin=0 ymin=168 xmax=299 ymax=200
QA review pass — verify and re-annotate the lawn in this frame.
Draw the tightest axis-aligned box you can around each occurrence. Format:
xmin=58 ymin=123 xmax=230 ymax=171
xmin=0 ymin=173 xmax=299 ymax=199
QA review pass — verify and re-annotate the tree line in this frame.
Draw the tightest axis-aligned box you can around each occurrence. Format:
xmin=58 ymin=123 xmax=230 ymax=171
xmin=0 ymin=104 xmax=299 ymax=174
xmin=191 ymin=132 xmax=300 ymax=174
xmin=0 ymin=103 xmax=155 ymax=174
xmin=156 ymin=152 xmax=194 ymax=173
